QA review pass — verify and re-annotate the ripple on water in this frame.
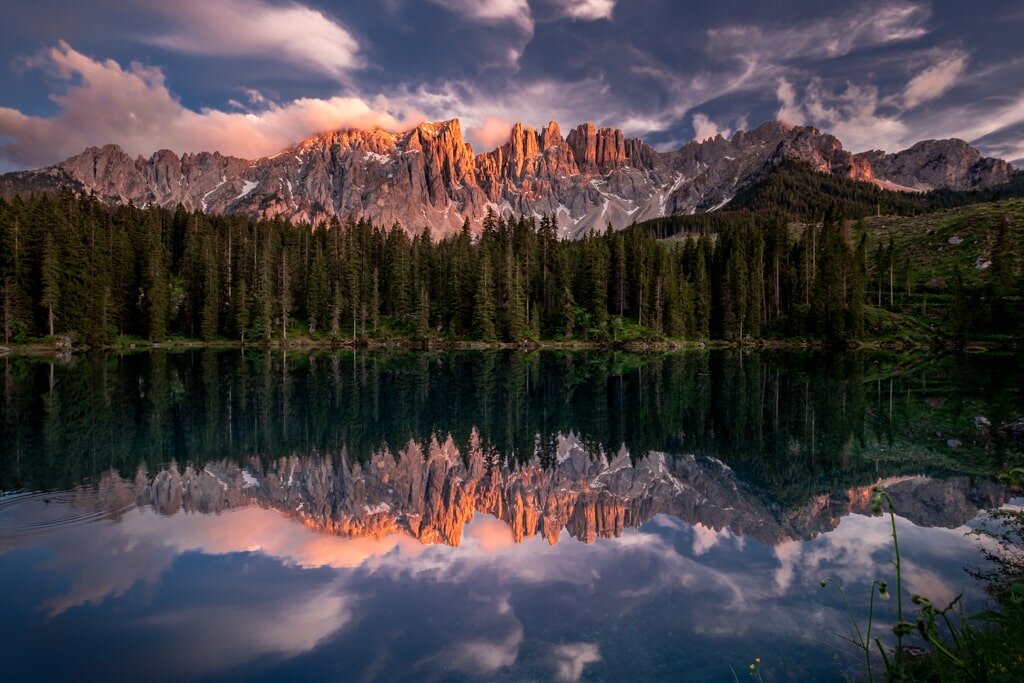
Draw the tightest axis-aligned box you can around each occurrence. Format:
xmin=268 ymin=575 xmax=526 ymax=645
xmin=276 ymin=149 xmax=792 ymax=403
xmin=0 ymin=488 xmax=137 ymax=538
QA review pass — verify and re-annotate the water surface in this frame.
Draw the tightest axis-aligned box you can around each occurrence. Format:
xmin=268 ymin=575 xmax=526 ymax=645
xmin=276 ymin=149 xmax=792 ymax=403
xmin=0 ymin=350 xmax=1020 ymax=681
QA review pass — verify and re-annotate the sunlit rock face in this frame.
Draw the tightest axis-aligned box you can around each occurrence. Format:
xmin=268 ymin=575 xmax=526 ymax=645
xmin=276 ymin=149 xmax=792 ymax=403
xmin=72 ymin=435 xmax=1008 ymax=548
xmin=0 ymin=119 xmax=1013 ymax=238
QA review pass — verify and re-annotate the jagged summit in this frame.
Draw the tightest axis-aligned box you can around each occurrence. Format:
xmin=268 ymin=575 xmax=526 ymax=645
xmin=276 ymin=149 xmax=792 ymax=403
xmin=0 ymin=117 xmax=1014 ymax=238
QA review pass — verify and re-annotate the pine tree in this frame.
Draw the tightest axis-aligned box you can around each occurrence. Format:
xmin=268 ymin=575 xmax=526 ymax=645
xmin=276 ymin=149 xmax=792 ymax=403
xmin=472 ymin=258 xmax=497 ymax=342
xmin=41 ymin=226 xmax=62 ymax=337
xmin=200 ymin=236 xmax=220 ymax=341
xmin=234 ymin=278 xmax=250 ymax=342
xmin=723 ymin=244 xmax=748 ymax=341
xmin=849 ymin=232 xmax=867 ymax=338
xmin=144 ymin=221 xmax=168 ymax=342
xmin=416 ymin=285 xmax=431 ymax=339
xmin=278 ymin=244 xmax=290 ymax=341
xmin=504 ymin=251 xmax=526 ymax=342
xmin=306 ymin=246 xmax=329 ymax=335
xmin=561 ymin=285 xmax=576 ymax=339
xmin=693 ymin=238 xmax=712 ymax=338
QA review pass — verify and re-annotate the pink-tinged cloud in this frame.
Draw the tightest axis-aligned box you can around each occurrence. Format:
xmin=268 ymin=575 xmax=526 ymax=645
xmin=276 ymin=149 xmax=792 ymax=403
xmin=0 ymin=42 xmax=421 ymax=167
xmin=903 ymin=52 xmax=968 ymax=108
xmin=145 ymin=0 xmax=362 ymax=80
xmin=691 ymin=112 xmax=731 ymax=142
xmin=465 ymin=514 xmax=517 ymax=551
xmin=467 ymin=115 xmax=515 ymax=149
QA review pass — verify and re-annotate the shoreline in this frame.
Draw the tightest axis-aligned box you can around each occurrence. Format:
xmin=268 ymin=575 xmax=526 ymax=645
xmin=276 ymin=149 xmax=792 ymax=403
xmin=1 ymin=336 xmax=1019 ymax=357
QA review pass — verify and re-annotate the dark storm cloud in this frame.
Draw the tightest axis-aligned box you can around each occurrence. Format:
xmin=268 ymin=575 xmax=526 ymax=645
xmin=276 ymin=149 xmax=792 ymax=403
xmin=0 ymin=0 xmax=1022 ymax=168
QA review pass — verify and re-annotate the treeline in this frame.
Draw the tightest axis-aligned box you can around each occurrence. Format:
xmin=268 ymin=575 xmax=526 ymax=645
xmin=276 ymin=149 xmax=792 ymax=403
xmin=0 ymin=190 xmax=1016 ymax=345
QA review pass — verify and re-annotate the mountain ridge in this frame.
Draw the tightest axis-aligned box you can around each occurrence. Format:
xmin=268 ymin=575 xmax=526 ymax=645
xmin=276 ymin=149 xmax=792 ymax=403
xmin=1 ymin=118 xmax=1015 ymax=238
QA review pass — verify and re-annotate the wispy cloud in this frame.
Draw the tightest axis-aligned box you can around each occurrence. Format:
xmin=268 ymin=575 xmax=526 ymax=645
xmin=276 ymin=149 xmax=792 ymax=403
xmin=427 ymin=0 xmax=534 ymax=32
xmin=708 ymin=3 xmax=930 ymax=64
xmin=144 ymin=0 xmax=363 ymax=80
xmin=902 ymin=52 xmax=968 ymax=108
xmin=771 ymin=46 xmax=1024 ymax=156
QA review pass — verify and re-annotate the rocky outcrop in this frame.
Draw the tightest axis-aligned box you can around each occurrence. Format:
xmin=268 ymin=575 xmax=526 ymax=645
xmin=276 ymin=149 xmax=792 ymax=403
xmin=856 ymin=139 xmax=1015 ymax=191
xmin=1 ymin=118 xmax=1016 ymax=238
xmin=68 ymin=436 xmax=1010 ymax=548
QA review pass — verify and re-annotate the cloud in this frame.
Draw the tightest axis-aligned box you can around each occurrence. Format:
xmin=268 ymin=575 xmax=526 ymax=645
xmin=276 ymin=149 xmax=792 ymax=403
xmin=708 ymin=3 xmax=931 ymax=64
xmin=443 ymin=624 xmax=524 ymax=673
xmin=427 ymin=0 xmax=534 ymax=32
xmin=708 ymin=2 xmax=933 ymax=87
xmin=426 ymin=0 xmax=614 ymax=31
xmin=140 ymin=587 xmax=354 ymax=676
xmin=417 ymin=592 xmax=525 ymax=674
xmin=0 ymin=42 xmax=419 ymax=167
xmin=903 ymin=52 xmax=968 ymax=108
xmin=467 ymin=115 xmax=515 ymax=149
xmin=556 ymin=0 xmax=616 ymax=21
xmin=144 ymin=0 xmax=362 ymax=80
xmin=553 ymin=642 xmax=602 ymax=681
xmin=691 ymin=112 xmax=731 ymax=142
xmin=775 ymin=78 xmax=806 ymax=126
xmin=771 ymin=50 xmax=1024 ymax=158
xmin=773 ymin=77 xmax=909 ymax=152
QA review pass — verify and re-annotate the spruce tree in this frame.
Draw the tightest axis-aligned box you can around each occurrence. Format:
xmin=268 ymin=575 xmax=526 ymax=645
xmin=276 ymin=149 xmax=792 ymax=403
xmin=41 ymin=227 xmax=60 ymax=337
xmin=306 ymin=246 xmax=329 ymax=335
xmin=144 ymin=223 xmax=168 ymax=342
xmin=472 ymin=258 xmax=497 ymax=342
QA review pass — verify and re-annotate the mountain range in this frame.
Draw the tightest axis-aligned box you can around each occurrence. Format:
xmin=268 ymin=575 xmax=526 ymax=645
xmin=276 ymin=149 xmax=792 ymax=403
xmin=0 ymin=118 xmax=1016 ymax=238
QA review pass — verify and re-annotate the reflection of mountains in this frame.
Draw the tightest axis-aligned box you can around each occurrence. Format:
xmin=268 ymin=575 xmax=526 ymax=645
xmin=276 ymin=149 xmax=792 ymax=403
xmin=82 ymin=435 xmax=1007 ymax=547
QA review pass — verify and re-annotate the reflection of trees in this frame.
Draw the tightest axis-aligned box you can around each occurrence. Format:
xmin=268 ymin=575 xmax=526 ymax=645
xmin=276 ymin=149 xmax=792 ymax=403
xmin=1 ymin=350 xmax=1021 ymax=505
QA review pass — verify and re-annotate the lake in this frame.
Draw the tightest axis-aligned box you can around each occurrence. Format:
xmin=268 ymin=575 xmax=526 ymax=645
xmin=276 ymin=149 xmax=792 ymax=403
xmin=1 ymin=350 xmax=1021 ymax=681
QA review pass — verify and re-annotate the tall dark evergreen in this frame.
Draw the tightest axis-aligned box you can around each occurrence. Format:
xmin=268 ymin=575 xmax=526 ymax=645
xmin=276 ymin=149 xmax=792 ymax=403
xmin=472 ymin=257 xmax=497 ymax=342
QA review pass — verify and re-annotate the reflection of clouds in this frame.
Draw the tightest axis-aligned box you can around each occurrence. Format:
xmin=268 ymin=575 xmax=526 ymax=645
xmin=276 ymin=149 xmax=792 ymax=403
xmin=6 ymin=493 xmax=1002 ymax=680
xmin=465 ymin=514 xmax=516 ymax=551
xmin=139 ymin=586 xmax=353 ymax=676
xmin=772 ymin=512 xmax=975 ymax=599
xmin=653 ymin=514 xmax=745 ymax=556
xmin=417 ymin=592 xmax=524 ymax=675
xmin=691 ymin=522 xmax=734 ymax=556
xmin=26 ymin=503 xmax=427 ymax=616
xmin=38 ymin=522 xmax=178 ymax=616
xmin=442 ymin=624 xmax=524 ymax=674
xmin=553 ymin=642 xmax=601 ymax=681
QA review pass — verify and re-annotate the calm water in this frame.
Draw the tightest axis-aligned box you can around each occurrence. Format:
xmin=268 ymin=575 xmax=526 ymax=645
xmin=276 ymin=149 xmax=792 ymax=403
xmin=0 ymin=350 xmax=1021 ymax=682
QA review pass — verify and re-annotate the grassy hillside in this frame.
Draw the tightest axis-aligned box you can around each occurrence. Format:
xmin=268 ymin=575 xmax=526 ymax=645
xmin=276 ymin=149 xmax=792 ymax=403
xmin=859 ymin=198 xmax=1024 ymax=289
xmin=793 ymin=199 xmax=1024 ymax=343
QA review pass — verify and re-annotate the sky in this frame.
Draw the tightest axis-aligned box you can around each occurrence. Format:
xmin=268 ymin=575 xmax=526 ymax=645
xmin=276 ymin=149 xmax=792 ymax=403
xmin=0 ymin=0 xmax=1022 ymax=172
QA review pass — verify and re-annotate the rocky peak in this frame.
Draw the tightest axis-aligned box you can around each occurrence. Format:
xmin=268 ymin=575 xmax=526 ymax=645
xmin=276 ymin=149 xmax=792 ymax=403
xmin=855 ymin=138 xmax=1014 ymax=191
xmin=540 ymin=120 xmax=562 ymax=149
xmin=624 ymin=137 xmax=658 ymax=170
xmin=566 ymin=122 xmax=628 ymax=172
xmin=402 ymin=119 xmax=477 ymax=203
